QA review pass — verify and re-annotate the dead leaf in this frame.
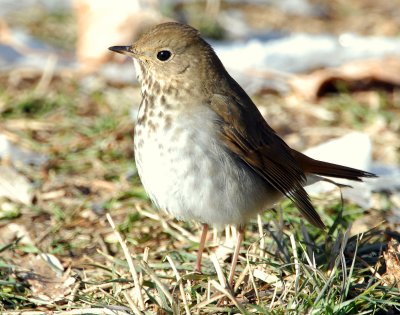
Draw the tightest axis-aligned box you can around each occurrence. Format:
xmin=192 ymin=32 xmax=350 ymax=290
xmin=0 ymin=165 xmax=32 ymax=205
xmin=382 ymin=238 xmax=400 ymax=288
xmin=253 ymin=269 xmax=284 ymax=288
xmin=290 ymin=57 xmax=400 ymax=101
xmin=18 ymin=254 xmax=76 ymax=302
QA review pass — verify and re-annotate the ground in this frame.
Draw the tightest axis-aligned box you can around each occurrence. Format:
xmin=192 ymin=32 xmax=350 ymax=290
xmin=1 ymin=1 xmax=400 ymax=314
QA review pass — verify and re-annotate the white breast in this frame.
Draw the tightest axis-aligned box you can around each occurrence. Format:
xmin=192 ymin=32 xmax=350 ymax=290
xmin=134 ymin=98 xmax=281 ymax=228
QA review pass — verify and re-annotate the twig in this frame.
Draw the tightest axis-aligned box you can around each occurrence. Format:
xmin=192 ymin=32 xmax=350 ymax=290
xmin=234 ymin=264 xmax=250 ymax=292
xmin=139 ymin=260 xmax=173 ymax=304
xmin=245 ymin=244 xmax=260 ymax=303
xmin=211 ymin=280 xmax=250 ymax=315
xmin=210 ymin=253 xmax=227 ymax=288
xmin=67 ymin=281 xmax=80 ymax=310
xmin=122 ymin=291 xmax=142 ymax=315
xmin=166 ymin=255 xmax=191 ymax=315
xmin=106 ymin=213 xmax=145 ymax=310
xmin=289 ymin=233 xmax=300 ymax=294
xmin=269 ymin=284 xmax=279 ymax=310
xmin=139 ymin=247 xmax=149 ymax=286
xmin=169 ymin=221 xmax=198 ymax=242
xmin=257 ymin=215 xmax=265 ymax=258
xmin=35 ymin=54 xmax=57 ymax=95
xmin=193 ymin=292 xmax=225 ymax=309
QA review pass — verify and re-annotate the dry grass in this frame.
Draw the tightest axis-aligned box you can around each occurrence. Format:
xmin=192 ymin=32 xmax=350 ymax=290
xmin=0 ymin=75 xmax=399 ymax=314
xmin=1 ymin=1 xmax=400 ymax=313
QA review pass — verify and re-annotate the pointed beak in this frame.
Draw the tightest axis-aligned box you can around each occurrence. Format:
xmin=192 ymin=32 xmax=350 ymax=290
xmin=108 ymin=45 xmax=134 ymax=56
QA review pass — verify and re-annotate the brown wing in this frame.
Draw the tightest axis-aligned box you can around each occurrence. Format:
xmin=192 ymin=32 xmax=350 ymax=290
xmin=210 ymin=93 xmax=325 ymax=229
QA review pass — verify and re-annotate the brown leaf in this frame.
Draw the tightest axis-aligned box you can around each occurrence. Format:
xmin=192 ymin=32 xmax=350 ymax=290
xmin=290 ymin=57 xmax=400 ymax=101
xmin=382 ymin=238 xmax=400 ymax=288
xmin=18 ymin=254 xmax=76 ymax=302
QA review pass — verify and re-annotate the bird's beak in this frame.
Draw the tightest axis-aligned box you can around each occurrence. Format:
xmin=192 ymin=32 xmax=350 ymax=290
xmin=108 ymin=45 xmax=135 ymax=56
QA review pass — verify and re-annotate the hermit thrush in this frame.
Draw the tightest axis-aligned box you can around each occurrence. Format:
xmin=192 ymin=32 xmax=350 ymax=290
xmin=109 ymin=22 xmax=375 ymax=286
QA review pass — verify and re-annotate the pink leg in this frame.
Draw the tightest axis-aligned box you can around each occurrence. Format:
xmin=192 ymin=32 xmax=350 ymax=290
xmin=228 ymin=225 xmax=245 ymax=288
xmin=195 ymin=223 xmax=209 ymax=273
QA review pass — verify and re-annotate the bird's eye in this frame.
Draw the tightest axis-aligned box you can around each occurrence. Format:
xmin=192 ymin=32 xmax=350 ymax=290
xmin=157 ymin=50 xmax=172 ymax=61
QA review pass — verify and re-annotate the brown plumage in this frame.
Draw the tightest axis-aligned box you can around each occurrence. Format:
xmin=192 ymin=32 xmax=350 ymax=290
xmin=109 ymin=22 xmax=376 ymax=287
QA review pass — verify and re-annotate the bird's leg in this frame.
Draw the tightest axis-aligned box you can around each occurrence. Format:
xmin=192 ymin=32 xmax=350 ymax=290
xmin=228 ymin=225 xmax=245 ymax=288
xmin=195 ymin=223 xmax=209 ymax=273
xmin=215 ymin=226 xmax=246 ymax=307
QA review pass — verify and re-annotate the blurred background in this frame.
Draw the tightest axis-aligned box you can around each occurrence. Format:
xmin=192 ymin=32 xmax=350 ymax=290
xmin=0 ymin=0 xmax=399 ymax=312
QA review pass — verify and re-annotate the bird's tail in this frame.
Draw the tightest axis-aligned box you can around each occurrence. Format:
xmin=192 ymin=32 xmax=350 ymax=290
xmin=291 ymin=150 xmax=377 ymax=181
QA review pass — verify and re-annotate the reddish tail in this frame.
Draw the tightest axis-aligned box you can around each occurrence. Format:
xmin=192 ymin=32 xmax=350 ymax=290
xmin=291 ymin=150 xmax=376 ymax=181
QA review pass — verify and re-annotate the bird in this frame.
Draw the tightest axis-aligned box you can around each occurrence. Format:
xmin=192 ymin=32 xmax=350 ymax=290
xmin=109 ymin=22 xmax=376 ymax=287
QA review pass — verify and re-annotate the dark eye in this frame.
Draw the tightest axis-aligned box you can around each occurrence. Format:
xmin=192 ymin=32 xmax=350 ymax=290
xmin=157 ymin=50 xmax=171 ymax=61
